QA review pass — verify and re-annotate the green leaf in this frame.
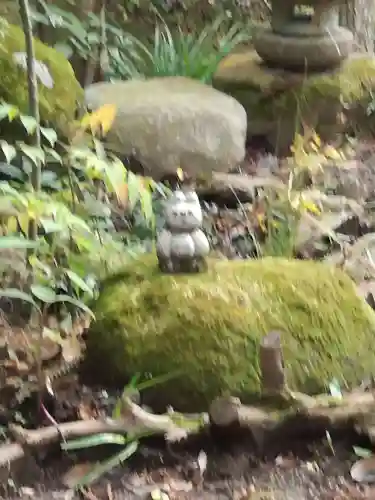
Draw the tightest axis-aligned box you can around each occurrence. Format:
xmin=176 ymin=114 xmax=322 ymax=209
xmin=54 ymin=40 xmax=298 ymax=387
xmin=112 ymin=373 xmax=141 ymax=419
xmin=44 ymin=148 xmax=62 ymax=163
xmin=18 ymin=143 xmax=45 ymax=166
xmin=0 ymin=141 xmax=16 ymax=163
xmin=0 ymin=236 xmax=39 ymax=249
xmin=0 ymin=288 xmax=37 ymax=307
xmin=70 ymin=441 xmax=138 ymax=488
xmin=140 ymin=189 xmax=154 ymax=225
xmin=0 ymin=103 xmax=19 ymax=122
xmin=0 ymin=182 xmax=25 ymax=201
xmin=53 ymin=294 xmax=95 ymax=318
xmin=127 ymin=171 xmax=141 ymax=211
xmin=65 ymin=270 xmax=93 ymax=296
xmin=61 ymin=433 xmax=127 ymax=451
xmin=40 ymin=127 xmax=57 ymax=147
xmin=353 ymin=446 xmax=373 ymax=458
xmin=39 ymin=218 xmax=65 ymax=233
xmin=19 ymin=115 xmax=38 ymax=135
xmin=31 ymin=285 xmax=56 ymax=303
xmin=41 ymin=170 xmax=60 ymax=189
xmin=0 ymin=162 xmax=23 ymax=181
xmin=133 ymin=371 xmax=182 ymax=393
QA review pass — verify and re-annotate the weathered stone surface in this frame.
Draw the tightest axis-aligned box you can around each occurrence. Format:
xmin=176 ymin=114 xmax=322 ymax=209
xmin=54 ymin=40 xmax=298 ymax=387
xmin=213 ymin=51 xmax=375 ymax=155
xmin=325 ymin=233 xmax=375 ymax=283
xmin=253 ymin=27 xmax=353 ymax=71
xmin=86 ymin=254 xmax=375 ymax=411
xmin=295 ymin=190 xmax=369 ymax=258
xmin=84 ymin=77 xmax=247 ymax=179
xmin=311 ymin=158 xmax=375 ymax=202
xmin=197 ymin=172 xmax=284 ymax=205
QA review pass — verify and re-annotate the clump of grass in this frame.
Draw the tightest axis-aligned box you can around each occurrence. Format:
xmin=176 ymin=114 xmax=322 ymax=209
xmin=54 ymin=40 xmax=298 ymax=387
xmin=108 ymin=13 xmax=251 ymax=83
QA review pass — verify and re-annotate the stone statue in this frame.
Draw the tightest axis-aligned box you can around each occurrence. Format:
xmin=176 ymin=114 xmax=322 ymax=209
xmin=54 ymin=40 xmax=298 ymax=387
xmin=156 ymin=189 xmax=210 ymax=274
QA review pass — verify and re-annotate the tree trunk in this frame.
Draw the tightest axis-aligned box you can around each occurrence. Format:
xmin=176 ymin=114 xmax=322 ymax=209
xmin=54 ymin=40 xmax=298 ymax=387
xmin=340 ymin=0 xmax=375 ymax=53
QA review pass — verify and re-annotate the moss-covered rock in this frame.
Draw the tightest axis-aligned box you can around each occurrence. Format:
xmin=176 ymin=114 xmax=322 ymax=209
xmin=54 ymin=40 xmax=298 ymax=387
xmin=86 ymin=255 xmax=375 ymax=411
xmin=213 ymin=50 xmax=375 ymax=154
xmin=0 ymin=24 xmax=82 ymax=134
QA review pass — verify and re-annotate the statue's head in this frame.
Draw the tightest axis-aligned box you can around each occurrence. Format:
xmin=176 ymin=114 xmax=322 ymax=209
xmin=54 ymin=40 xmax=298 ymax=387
xmin=165 ymin=189 xmax=203 ymax=231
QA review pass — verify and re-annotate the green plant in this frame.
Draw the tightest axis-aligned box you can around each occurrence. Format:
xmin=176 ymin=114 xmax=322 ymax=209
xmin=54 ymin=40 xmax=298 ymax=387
xmin=108 ymin=14 xmax=251 ymax=82
xmin=0 ymin=99 xmax=163 ymax=404
xmin=30 ymin=1 xmax=127 ymax=85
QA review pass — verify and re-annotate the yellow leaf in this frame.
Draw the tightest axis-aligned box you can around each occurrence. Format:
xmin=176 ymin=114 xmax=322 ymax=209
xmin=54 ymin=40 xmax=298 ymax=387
xmin=292 ymin=133 xmax=304 ymax=151
xmin=176 ymin=167 xmax=184 ymax=181
xmin=80 ymin=104 xmax=117 ymax=136
xmin=256 ymin=213 xmax=267 ymax=232
xmin=309 ymin=141 xmax=319 ymax=153
xmin=311 ymin=131 xmax=321 ymax=148
xmin=301 ymin=199 xmax=321 ymax=215
xmin=323 ymin=145 xmax=342 ymax=161
xmin=17 ymin=213 xmax=29 ymax=235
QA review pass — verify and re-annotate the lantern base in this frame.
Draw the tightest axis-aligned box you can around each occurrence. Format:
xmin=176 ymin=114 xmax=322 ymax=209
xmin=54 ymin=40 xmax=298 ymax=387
xmin=253 ymin=26 xmax=354 ymax=71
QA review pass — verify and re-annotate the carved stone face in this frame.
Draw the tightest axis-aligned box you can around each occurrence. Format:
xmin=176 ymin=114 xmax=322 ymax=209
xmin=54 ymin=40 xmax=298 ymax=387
xmin=165 ymin=190 xmax=203 ymax=231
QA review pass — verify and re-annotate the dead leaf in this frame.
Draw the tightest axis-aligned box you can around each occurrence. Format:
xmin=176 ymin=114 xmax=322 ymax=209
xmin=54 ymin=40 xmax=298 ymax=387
xmin=62 ymin=463 xmax=96 ymax=489
xmin=197 ymin=450 xmax=207 ymax=475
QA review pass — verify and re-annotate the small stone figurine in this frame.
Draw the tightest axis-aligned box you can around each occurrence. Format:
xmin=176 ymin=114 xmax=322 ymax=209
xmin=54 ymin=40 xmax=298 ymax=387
xmin=156 ymin=188 xmax=210 ymax=273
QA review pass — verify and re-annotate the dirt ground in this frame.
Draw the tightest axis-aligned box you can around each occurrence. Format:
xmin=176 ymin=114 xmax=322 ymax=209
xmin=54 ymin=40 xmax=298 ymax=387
xmin=1 ymin=425 xmax=372 ymax=500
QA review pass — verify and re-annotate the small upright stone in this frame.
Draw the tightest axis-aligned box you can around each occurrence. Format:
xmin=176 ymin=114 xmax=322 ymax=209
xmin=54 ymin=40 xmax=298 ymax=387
xmin=156 ymin=188 xmax=210 ymax=274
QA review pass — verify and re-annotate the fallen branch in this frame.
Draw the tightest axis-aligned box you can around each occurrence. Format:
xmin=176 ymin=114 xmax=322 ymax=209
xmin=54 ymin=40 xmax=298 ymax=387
xmin=3 ymin=331 xmax=375 ymax=471
xmin=0 ymin=396 xmax=195 ymax=468
xmin=209 ymin=331 xmax=375 ymax=451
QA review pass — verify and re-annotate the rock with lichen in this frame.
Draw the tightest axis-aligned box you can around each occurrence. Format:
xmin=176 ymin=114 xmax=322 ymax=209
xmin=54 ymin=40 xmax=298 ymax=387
xmin=0 ymin=23 xmax=82 ymax=134
xmin=85 ymin=255 xmax=375 ymax=411
xmin=213 ymin=51 xmax=375 ymax=155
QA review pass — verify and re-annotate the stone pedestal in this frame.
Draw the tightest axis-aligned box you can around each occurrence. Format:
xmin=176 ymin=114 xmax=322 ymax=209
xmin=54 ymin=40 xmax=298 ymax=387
xmin=253 ymin=27 xmax=354 ymax=71
xmin=213 ymin=51 xmax=375 ymax=155
xmin=253 ymin=0 xmax=354 ymax=71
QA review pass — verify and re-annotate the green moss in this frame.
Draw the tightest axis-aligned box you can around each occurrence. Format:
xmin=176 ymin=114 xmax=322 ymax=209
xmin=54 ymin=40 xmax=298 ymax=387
xmin=86 ymin=255 xmax=375 ymax=411
xmin=0 ymin=24 xmax=83 ymax=133
xmin=213 ymin=51 xmax=375 ymax=150
xmin=214 ymin=51 xmax=375 ymax=103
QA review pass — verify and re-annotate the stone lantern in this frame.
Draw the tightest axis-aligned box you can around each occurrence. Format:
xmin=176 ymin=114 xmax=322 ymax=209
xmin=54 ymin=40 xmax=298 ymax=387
xmin=156 ymin=188 xmax=210 ymax=274
xmin=253 ymin=0 xmax=354 ymax=70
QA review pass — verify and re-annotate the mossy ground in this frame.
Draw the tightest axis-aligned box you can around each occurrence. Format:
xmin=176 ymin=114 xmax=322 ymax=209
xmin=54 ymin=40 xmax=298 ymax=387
xmin=0 ymin=24 xmax=82 ymax=134
xmin=213 ymin=51 xmax=375 ymax=152
xmin=86 ymin=255 xmax=375 ymax=411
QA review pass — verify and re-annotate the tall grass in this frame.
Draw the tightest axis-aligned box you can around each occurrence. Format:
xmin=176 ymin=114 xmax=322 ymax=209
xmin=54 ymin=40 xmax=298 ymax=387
xmin=107 ymin=14 xmax=251 ymax=83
